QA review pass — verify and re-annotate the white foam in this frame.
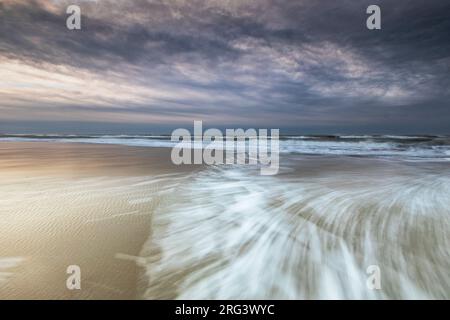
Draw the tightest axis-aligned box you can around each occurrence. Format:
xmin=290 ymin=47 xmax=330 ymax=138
xmin=140 ymin=166 xmax=450 ymax=299
xmin=1 ymin=135 xmax=450 ymax=161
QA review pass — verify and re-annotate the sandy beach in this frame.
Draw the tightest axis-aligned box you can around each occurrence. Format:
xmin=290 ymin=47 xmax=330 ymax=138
xmin=0 ymin=142 xmax=194 ymax=299
xmin=1 ymin=139 xmax=450 ymax=299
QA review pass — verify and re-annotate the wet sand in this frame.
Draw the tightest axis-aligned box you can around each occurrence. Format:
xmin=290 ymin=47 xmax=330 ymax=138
xmin=1 ymin=141 xmax=450 ymax=299
xmin=0 ymin=142 xmax=192 ymax=299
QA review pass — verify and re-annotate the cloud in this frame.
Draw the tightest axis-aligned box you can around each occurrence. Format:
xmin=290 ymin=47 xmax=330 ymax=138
xmin=0 ymin=0 xmax=449 ymax=133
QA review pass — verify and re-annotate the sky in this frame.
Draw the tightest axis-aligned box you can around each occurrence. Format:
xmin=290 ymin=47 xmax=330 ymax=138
xmin=0 ymin=0 xmax=449 ymax=134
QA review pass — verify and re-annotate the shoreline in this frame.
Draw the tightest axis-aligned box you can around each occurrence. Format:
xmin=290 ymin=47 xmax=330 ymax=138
xmin=0 ymin=141 xmax=194 ymax=299
xmin=2 ymin=141 xmax=450 ymax=299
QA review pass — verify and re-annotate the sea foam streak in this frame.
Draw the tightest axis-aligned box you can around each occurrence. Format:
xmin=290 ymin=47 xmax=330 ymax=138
xmin=0 ymin=257 xmax=24 ymax=284
xmin=140 ymin=160 xmax=450 ymax=299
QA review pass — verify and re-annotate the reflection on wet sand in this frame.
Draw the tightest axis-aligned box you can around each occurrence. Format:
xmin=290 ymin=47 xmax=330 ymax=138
xmin=1 ymin=142 xmax=450 ymax=299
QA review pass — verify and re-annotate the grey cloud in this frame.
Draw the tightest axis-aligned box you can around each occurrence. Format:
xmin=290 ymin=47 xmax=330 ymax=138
xmin=0 ymin=0 xmax=449 ymax=133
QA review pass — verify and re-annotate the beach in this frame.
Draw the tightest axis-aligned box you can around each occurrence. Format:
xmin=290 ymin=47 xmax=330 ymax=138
xmin=0 ymin=142 xmax=195 ymax=299
xmin=1 ymin=138 xmax=450 ymax=299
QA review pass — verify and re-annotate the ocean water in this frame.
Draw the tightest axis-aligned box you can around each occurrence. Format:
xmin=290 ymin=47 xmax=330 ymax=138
xmin=1 ymin=134 xmax=450 ymax=161
xmin=2 ymin=135 xmax=450 ymax=299
xmin=140 ymin=158 xmax=450 ymax=299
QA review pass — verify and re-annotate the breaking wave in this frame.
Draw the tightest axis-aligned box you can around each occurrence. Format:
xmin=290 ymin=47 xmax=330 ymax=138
xmin=140 ymin=161 xmax=450 ymax=299
xmin=1 ymin=134 xmax=450 ymax=161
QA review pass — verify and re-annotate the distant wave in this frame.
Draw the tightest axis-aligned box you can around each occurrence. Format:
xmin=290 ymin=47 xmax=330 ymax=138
xmin=1 ymin=134 xmax=450 ymax=161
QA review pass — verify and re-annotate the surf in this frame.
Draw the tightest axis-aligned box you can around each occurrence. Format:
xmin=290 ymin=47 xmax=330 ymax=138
xmin=139 ymin=157 xmax=450 ymax=299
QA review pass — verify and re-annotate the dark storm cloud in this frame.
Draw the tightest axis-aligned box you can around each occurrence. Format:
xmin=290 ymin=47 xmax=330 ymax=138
xmin=0 ymin=0 xmax=449 ymax=133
